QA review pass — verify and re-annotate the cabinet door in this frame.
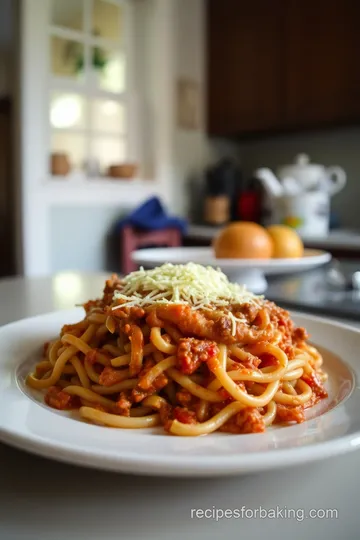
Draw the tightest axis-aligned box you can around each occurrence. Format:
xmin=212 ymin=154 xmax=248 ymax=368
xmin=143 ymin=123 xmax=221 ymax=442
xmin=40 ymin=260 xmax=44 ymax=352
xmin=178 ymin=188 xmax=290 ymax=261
xmin=285 ymin=0 xmax=360 ymax=127
xmin=0 ymin=99 xmax=15 ymax=277
xmin=207 ymin=0 xmax=284 ymax=136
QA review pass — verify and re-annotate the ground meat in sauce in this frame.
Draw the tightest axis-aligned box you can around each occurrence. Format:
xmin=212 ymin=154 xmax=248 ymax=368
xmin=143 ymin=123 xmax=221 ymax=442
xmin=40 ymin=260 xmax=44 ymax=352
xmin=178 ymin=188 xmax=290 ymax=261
xmin=85 ymin=349 xmax=111 ymax=365
xmin=233 ymin=350 xmax=262 ymax=369
xmin=116 ymin=391 xmax=132 ymax=416
xmin=45 ymin=386 xmax=78 ymax=410
xmin=292 ymin=326 xmax=309 ymax=343
xmin=176 ymin=338 xmax=219 ymax=375
xmin=132 ymin=358 xmax=169 ymax=402
xmin=99 ymin=366 xmax=126 ymax=386
xmin=219 ymin=407 xmax=265 ymax=434
xmin=302 ymin=371 xmax=328 ymax=399
xmin=264 ymin=301 xmax=297 ymax=358
xmin=161 ymin=404 xmax=198 ymax=431
xmin=109 ymin=298 xmax=305 ymax=361
xmin=217 ymin=388 xmax=235 ymax=401
xmin=230 ymin=302 xmax=259 ymax=323
xmin=114 ymin=307 xmax=146 ymax=324
xmin=173 ymin=406 xmax=197 ymax=424
xmin=275 ymin=403 xmax=305 ymax=424
xmin=258 ymin=353 xmax=278 ymax=368
xmin=61 ymin=320 xmax=88 ymax=337
xmin=176 ymin=388 xmax=194 ymax=406
xmin=132 ymin=374 xmax=168 ymax=402
xmin=159 ymin=402 xmax=172 ymax=425
xmin=102 ymin=275 xmax=123 ymax=306
xmin=153 ymin=304 xmax=274 ymax=346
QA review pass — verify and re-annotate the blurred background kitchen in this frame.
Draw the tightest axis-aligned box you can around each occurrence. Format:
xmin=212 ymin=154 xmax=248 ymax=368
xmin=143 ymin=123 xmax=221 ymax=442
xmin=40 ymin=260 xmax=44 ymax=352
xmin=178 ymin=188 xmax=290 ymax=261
xmin=1 ymin=0 xmax=360 ymax=320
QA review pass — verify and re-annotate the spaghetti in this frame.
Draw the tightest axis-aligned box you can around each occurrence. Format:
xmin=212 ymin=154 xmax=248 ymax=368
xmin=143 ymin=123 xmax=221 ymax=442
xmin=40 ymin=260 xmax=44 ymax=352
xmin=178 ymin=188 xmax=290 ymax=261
xmin=26 ymin=263 xmax=328 ymax=436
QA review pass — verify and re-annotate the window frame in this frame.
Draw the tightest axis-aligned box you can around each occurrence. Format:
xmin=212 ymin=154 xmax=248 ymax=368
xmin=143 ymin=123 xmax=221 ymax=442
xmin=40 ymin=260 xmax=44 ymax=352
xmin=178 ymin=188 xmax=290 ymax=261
xmin=47 ymin=0 xmax=136 ymax=179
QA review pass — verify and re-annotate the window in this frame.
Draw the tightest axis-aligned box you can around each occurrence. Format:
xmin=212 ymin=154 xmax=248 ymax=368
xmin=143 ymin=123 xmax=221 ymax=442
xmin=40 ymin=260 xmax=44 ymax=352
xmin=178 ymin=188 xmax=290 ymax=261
xmin=48 ymin=0 xmax=134 ymax=178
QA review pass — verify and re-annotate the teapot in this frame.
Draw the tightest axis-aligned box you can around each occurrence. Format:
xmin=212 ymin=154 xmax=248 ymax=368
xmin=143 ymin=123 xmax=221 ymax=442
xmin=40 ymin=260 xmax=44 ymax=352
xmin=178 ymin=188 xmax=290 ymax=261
xmin=254 ymin=153 xmax=346 ymax=199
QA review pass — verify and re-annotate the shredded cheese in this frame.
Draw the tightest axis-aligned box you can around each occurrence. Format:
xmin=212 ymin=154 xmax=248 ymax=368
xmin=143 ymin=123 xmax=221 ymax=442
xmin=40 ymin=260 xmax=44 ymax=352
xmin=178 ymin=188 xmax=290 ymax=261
xmin=112 ymin=263 xmax=262 ymax=335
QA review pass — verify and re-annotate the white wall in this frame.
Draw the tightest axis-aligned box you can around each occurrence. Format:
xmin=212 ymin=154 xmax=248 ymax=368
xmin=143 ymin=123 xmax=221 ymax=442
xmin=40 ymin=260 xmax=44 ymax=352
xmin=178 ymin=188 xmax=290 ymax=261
xmin=171 ymin=0 xmax=240 ymax=217
xmin=171 ymin=0 xmax=206 ymax=216
xmin=240 ymin=127 xmax=360 ymax=229
xmin=50 ymin=206 xmax=125 ymax=272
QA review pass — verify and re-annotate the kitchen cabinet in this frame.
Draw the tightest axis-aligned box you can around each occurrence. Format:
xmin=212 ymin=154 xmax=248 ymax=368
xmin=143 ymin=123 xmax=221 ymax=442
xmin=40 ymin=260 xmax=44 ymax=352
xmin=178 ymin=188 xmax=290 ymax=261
xmin=284 ymin=0 xmax=360 ymax=127
xmin=207 ymin=0 xmax=360 ymax=136
xmin=207 ymin=0 xmax=284 ymax=135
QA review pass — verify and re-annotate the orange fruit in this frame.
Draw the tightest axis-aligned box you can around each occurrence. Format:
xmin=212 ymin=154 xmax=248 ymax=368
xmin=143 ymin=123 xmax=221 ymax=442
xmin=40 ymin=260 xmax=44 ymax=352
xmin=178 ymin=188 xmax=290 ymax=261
xmin=213 ymin=222 xmax=273 ymax=259
xmin=266 ymin=224 xmax=304 ymax=258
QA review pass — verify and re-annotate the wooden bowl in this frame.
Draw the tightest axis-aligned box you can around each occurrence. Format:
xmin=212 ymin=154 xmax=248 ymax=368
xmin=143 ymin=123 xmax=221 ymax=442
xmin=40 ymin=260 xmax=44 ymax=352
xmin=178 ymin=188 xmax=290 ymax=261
xmin=107 ymin=163 xmax=138 ymax=179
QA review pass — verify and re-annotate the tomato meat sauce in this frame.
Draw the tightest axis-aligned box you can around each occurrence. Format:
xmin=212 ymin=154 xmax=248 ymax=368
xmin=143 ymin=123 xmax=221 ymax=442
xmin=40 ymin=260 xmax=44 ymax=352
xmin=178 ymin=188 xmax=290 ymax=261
xmin=176 ymin=337 xmax=219 ymax=375
xmin=45 ymin=386 xmax=78 ymax=410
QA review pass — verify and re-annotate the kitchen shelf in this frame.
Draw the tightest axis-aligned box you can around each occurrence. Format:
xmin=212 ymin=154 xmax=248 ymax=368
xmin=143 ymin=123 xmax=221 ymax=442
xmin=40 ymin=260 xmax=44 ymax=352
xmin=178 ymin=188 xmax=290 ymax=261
xmin=34 ymin=175 xmax=162 ymax=206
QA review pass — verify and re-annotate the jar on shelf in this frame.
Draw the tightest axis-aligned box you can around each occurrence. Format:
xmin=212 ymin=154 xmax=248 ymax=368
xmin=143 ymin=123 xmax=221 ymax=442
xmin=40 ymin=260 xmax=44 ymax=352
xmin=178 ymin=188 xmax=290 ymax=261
xmin=51 ymin=153 xmax=71 ymax=176
xmin=204 ymin=195 xmax=230 ymax=225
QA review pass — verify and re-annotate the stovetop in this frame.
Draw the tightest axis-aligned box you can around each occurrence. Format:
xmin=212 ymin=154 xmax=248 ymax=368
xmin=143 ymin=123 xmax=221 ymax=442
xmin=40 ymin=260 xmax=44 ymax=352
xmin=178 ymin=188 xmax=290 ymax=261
xmin=266 ymin=261 xmax=360 ymax=322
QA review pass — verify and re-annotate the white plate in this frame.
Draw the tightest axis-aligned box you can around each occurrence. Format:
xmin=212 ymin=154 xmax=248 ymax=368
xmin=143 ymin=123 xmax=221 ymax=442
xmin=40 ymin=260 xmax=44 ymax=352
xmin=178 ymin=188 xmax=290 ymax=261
xmin=0 ymin=308 xmax=359 ymax=477
xmin=132 ymin=247 xmax=331 ymax=293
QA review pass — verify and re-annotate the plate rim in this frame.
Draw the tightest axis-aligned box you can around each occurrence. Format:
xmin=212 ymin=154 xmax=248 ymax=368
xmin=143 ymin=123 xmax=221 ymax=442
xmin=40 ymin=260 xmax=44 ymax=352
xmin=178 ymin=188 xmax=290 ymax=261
xmin=0 ymin=308 xmax=359 ymax=477
xmin=131 ymin=246 xmax=331 ymax=269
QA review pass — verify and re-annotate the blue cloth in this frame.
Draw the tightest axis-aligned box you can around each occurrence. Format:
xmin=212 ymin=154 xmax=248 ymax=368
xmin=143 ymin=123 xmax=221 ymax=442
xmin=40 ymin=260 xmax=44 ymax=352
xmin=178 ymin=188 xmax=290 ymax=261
xmin=116 ymin=197 xmax=188 ymax=234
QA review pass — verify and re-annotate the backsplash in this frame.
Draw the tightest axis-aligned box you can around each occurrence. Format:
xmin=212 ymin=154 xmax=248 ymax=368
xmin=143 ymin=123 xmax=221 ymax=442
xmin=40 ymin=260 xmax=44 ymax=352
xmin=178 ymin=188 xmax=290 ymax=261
xmin=239 ymin=126 xmax=360 ymax=229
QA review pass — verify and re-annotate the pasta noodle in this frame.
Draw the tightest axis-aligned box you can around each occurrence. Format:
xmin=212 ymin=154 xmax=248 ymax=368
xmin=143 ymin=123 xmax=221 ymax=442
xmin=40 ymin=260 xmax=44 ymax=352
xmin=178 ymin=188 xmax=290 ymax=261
xmin=26 ymin=263 xmax=328 ymax=436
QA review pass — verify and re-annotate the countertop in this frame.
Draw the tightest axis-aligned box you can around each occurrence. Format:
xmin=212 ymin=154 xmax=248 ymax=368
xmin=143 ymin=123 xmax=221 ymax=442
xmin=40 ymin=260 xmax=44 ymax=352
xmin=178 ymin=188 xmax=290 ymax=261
xmin=187 ymin=225 xmax=360 ymax=251
xmin=0 ymin=272 xmax=359 ymax=540
xmin=266 ymin=261 xmax=360 ymax=321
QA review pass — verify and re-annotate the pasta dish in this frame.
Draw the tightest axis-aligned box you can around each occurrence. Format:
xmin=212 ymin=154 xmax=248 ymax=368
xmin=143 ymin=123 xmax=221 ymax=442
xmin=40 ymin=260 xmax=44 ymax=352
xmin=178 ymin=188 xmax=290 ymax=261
xmin=26 ymin=263 xmax=328 ymax=436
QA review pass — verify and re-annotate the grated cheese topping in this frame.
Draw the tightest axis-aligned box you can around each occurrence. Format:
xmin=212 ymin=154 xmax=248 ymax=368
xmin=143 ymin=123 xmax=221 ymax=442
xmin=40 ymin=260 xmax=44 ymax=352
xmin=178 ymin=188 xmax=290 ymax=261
xmin=112 ymin=263 xmax=262 ymax=335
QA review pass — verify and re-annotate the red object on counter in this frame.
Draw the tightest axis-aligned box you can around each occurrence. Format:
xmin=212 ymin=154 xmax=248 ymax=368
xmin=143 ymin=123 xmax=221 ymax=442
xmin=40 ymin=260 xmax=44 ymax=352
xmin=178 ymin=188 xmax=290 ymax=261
xmin=238 ymin=191 xmax=262 ymax=222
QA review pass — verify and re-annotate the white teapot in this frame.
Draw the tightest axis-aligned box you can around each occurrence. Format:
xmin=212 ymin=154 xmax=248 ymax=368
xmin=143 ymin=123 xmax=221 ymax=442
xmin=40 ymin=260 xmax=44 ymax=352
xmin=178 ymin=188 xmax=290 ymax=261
xmin=254 ymin=155 xmax=347 ymax=237
xmin=255 ymin=153 xmax=346 ymax=198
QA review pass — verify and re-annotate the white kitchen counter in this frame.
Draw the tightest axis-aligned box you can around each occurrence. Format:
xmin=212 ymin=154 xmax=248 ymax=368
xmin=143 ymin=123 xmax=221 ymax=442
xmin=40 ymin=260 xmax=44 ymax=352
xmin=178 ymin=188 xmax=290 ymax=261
xmin=0 ymin=272 xmax=359 ymax=540
xmin=187 ymin=225 xmax=360 ymax=251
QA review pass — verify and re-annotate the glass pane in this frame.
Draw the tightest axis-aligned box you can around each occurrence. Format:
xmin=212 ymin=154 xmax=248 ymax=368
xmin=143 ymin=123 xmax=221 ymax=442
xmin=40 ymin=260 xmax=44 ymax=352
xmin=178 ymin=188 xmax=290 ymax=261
xmin=90 ymin=136 xmax=126 ymax=175
xmin=51 ymin=0 xmax=84 ymax=31
xmin=50 ymin=92 xmax=86 ymax=129
xmin=92 ymin=0 xmax=122 ymax=41
xmin=51 ymin=36 xmax=84 ymax=80
xmin=90 ymin=99 xmax=125 ymax=133
xmin=90 ymin=48 xmax=125 ymax=93
xmin=51 ymin=132 xmax=86 ymax=171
